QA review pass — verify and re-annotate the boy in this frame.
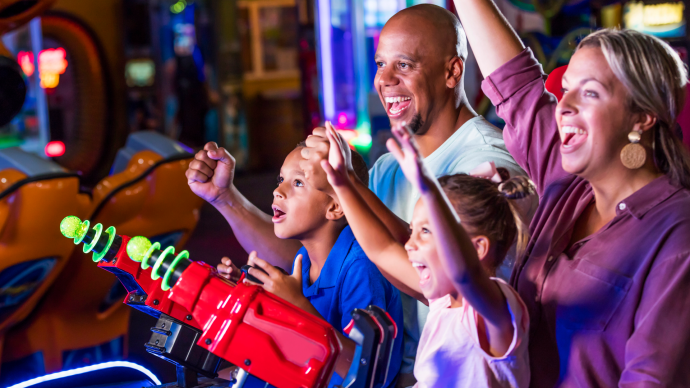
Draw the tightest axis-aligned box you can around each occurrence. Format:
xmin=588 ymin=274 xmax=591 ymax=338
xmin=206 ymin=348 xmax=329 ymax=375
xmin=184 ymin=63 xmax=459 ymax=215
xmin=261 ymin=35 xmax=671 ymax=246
xmin=216 ymin=143 xmax=403 ymax=388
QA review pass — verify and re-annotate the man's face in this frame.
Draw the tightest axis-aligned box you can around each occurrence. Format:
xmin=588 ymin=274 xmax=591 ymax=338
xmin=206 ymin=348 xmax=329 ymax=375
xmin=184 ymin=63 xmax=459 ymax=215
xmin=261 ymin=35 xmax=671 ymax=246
xmin=272 ymin=148 xmax=334 ymax=240
xmin=374 ymin=16 xmax=453 ymax=135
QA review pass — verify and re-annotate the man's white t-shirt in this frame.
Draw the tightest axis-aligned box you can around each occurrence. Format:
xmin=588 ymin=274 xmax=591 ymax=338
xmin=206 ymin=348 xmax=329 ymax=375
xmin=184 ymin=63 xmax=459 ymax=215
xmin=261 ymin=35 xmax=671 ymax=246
xmin=368 ymin=116 xmax=524 ymax=376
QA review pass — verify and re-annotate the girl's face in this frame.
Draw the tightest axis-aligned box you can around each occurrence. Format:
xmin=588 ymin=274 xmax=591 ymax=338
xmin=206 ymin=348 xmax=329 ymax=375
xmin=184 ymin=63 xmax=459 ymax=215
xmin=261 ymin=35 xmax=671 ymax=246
xmin=405 ymin=200 xmax=457 ymax=301
xmin=556 ymin=46 xmax=639 ymax=181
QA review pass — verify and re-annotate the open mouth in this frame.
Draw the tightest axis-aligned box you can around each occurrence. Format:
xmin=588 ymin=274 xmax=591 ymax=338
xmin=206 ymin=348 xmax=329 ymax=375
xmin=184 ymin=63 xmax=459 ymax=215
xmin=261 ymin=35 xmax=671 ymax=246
xmin=272 ymin=205 xmax=286 ymax=223
xmin=411 ymin=261 xmax=431 ymax=288
xmin=560 ymin=125 xmax=588 ymax=153
xmin=384 ymin=96 xmax=412 ymax=118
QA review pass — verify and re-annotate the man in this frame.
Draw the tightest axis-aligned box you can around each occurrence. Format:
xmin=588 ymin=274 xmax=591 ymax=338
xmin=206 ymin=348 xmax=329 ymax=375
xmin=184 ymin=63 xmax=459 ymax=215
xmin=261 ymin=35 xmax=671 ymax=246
xmin=186 ymin=4 xmax=523 ymax=386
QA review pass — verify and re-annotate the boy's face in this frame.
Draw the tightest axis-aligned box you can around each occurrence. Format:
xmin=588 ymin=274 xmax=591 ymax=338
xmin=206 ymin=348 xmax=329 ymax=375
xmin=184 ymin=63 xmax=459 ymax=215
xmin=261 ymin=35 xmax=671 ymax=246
xmin=272 ymin=148 xmax=336 ymax=240
xmin=405 ymin=200 xmax=456 ymax=301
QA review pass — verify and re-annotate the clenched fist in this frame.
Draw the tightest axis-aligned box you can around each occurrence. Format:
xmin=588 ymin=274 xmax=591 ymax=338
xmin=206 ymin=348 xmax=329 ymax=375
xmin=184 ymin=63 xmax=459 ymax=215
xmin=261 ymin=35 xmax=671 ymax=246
xmin=186 ymin=142 xmax=236 ymax=205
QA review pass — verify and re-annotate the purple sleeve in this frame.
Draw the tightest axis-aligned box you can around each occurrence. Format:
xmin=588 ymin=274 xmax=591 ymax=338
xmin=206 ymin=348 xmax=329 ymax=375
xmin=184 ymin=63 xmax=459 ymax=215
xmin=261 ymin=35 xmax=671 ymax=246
xmin=481 ymin=48 xmax=566 ymax=196
xmin=620 ymin=252 xmax=690 ymax=387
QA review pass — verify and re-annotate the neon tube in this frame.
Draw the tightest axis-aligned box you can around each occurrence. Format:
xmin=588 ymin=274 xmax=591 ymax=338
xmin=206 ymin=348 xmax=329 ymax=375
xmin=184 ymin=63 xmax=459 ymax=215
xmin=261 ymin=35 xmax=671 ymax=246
xmin=317 ymin=0 xmax=335 ymax=120
xmin=8 ymin=361 xmax=162 ymax=388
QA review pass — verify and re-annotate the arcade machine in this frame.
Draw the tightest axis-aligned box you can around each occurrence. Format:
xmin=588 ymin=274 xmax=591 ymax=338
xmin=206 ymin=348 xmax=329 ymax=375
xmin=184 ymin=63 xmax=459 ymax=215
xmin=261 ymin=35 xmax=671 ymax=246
xmin=12 ymin=215 xmax=399 ymax=388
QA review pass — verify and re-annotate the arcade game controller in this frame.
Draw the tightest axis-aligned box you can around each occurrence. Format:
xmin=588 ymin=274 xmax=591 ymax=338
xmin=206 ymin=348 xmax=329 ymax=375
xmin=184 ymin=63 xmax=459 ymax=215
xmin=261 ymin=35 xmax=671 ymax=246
xmin=56 ymin=216 xmax=397 ymax=388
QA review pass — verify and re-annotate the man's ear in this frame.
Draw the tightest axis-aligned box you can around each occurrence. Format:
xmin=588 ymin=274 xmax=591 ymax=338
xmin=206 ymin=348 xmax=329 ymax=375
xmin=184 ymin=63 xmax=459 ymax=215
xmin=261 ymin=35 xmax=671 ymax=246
xmin=325 ymin=197 xmax=345 ymax=221
xmin=446 ymin=56 xmax=464 ymax=89
xmin=470 ymin=235 xmax=490 ymax=262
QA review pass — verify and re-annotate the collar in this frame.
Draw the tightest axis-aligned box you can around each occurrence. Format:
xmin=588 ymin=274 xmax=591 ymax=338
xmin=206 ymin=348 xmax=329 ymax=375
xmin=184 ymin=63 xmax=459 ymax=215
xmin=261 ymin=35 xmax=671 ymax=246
xmin=300 ymin=225 xmax=356 ymax=297
xmin=429 ymin=294 xmax=453 ymax=310
xmin=616 ymin=175 xmax=682 ymax=219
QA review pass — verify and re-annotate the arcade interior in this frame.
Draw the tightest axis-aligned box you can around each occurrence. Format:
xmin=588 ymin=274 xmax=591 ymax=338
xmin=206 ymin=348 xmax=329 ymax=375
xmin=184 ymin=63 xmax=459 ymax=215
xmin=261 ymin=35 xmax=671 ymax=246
xmin=0 ymin=0 xmax=688 ymax=387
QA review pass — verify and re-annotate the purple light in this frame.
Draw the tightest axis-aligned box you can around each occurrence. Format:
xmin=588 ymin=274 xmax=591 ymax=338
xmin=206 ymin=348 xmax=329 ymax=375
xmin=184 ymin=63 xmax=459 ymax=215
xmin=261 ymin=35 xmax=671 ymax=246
xmin=318 ymin=0 xmax=335 ymax=120
xmin=338 ymin=113 xmax=348 ymax=125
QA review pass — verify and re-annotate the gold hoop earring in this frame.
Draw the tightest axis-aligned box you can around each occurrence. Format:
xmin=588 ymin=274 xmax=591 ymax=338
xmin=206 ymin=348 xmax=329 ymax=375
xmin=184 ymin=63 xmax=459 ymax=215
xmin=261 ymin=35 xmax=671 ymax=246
xmin=620 ymin=130 xmax=646 ymax=169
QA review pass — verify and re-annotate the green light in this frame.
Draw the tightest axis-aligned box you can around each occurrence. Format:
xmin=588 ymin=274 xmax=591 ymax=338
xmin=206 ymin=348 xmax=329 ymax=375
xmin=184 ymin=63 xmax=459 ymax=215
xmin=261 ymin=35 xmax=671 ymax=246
xmin=162 ymin=250 xmax=189 ymax=291
xmin=93 ymin=226 xmax=116 ymax=262
xmin=74 ymin=220 xmax=90 ymax=244
xmin=141 ymin=242 xmax=161 ymax=270
xmin=60 ymin=216 xmax=82 ymax=238
xmin=351 ymin=122 xmax=372 ymax=153
xmin=127 ymin=236 xmax=152 ymax=263
xmin=83 ymin=223 xmax=103 ymax=254
xmin=152 ymin=246 xmax=175 ymax=280
xmin=170 ymin=0 xmax=186 ymax=13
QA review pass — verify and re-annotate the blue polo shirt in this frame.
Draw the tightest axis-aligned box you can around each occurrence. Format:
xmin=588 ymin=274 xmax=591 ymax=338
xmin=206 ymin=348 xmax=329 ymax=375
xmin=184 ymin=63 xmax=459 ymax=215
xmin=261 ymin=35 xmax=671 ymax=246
xmin=295 ymin=225 xmax=403 ymax=388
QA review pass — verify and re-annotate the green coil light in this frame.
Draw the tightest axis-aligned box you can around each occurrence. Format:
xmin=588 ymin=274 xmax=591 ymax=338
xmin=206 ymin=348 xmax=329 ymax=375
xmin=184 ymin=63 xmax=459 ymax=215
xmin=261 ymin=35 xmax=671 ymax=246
xmin=141 ymin=242 xmax=161 ymax=270
xmin=93 ymin=226 xmax=117 ymax=262
xmin=83 ymin=223 xmax=103 ymax=254
xmin=127 ymin=236 xmax=152 ymax=263
xmin=162 ymin=251 xmax=189 ymax=291
xmin=152 ymin=246 xmax=175 ymax=280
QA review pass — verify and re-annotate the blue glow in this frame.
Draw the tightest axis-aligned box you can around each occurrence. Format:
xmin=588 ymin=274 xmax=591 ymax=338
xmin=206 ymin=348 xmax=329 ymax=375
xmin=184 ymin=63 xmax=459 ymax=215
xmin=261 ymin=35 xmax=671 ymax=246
xmin=317 ymin=0 xmax=335 ymax=119
xmin=7 ymin=361 xmax=162 ymax=388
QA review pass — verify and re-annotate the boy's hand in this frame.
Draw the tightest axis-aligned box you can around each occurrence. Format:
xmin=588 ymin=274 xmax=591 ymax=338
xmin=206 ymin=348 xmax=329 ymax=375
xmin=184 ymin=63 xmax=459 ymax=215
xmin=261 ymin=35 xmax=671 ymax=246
xmin=300 ymin=122 xmax=355 ymax=194
xmin=386 ymin=123 xmax=432 ymax=194
xmin=186 ymin=142 xmax=236 ymax=206
xmin=216 ymin=257 xmax=241 ymax=282
xmin=245 ymin=251 xmax=308 ymax=309
xmin=320 ymin=125 xmax=353 ymax=188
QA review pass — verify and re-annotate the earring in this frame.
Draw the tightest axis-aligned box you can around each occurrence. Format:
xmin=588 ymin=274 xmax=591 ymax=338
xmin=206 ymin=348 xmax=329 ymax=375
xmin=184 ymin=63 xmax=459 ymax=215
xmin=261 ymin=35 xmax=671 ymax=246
xmin=620 ymin=130 xmax=646 ymax=169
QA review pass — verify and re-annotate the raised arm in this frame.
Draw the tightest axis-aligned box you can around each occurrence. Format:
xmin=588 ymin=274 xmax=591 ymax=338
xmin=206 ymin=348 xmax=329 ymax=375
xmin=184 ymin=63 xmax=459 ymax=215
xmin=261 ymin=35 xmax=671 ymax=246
xmin=186 ymin=142 xmax=301 ymax=271
xmin=319 ymin=128 xmax=425 ymax=302
xmin=452 ymin=0 xmax=524 ymax=76
xmin=388 ymin=125 xmax=514 ymax=355
xmin=300 ymin=124 xmax=411 ymax=244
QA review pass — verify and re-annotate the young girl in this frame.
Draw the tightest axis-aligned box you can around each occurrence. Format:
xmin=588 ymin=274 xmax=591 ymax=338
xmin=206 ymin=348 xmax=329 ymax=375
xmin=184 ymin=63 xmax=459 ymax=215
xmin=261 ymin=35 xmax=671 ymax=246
xmin=320 ymin=124 xmax=532 ymax=387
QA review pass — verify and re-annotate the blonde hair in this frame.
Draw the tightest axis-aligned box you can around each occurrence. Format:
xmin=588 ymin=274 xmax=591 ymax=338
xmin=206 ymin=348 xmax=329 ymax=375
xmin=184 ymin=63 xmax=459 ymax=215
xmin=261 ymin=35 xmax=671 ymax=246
xmin=578 ymin=29 xmax=690 ymax=188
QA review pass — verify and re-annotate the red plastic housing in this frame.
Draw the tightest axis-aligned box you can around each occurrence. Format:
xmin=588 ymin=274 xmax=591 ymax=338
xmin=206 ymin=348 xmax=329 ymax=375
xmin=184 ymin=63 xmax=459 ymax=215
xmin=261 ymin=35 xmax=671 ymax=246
xmin=96 ymin=236 xmax=202 ymax=329
xmin=169 ymin=261 xmax=342 ymax=388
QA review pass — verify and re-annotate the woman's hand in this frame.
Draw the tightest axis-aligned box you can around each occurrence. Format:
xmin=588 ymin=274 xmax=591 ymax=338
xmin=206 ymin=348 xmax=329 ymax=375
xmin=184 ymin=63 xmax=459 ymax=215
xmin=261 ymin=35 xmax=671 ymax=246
xmin=386 ymin=123 xmax=433 ymax=194
xmin=320 ymin=124 xmax=354 ymax=189
xmin=245 ymin=251 xmax=309 ymax=309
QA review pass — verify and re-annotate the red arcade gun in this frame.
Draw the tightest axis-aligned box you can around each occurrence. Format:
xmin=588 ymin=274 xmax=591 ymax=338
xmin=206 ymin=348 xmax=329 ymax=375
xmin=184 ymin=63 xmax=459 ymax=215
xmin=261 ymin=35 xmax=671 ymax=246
xmin=58 ymin=216 xmax=398 ymax=388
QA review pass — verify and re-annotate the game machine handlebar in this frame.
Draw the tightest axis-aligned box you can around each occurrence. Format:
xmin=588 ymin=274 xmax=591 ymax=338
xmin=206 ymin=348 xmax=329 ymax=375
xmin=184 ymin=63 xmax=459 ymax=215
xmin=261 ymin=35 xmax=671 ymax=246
xmin=59 ymin=216 xmax=397 ymax=388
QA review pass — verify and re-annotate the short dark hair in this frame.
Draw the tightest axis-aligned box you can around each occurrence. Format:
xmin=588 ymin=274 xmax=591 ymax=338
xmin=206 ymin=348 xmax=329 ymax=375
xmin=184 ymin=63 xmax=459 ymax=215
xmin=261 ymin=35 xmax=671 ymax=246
xmin=296 ymin=141 xmax=369 ymax=184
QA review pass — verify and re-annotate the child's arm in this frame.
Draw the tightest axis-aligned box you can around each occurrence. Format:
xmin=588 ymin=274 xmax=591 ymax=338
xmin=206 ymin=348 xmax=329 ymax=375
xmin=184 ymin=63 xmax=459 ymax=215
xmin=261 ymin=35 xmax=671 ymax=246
xmin=320 ymin=128 xmax=425 ymax=303
xmin=388 ymin=125 xmax=515 ymax=356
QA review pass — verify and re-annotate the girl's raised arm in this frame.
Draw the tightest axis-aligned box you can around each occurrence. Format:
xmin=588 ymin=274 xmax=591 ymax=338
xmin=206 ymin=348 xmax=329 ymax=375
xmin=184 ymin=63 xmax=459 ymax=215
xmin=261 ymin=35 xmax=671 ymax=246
xmin=389 ymin=125 xmax=515 ymax=355
xmin=320 ymin=128 xmax=426 ymax=303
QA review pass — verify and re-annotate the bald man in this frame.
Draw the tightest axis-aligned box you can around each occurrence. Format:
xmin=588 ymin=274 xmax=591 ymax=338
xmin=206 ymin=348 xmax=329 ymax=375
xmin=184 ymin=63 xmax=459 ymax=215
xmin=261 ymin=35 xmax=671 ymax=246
xmin=186 ymin=4 xmax=523 ymax=386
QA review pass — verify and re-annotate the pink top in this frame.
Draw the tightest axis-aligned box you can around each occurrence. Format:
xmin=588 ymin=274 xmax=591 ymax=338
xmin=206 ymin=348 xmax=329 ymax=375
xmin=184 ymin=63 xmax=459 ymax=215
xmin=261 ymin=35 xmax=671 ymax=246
xmin=413 ymin=278 xmax=530 ymax=388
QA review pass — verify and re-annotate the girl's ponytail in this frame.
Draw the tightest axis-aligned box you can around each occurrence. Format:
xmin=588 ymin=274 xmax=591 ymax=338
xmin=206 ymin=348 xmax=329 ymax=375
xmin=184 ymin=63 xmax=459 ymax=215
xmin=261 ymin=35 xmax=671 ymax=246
xmin=498 ymin=176 xmax=536 ymax=258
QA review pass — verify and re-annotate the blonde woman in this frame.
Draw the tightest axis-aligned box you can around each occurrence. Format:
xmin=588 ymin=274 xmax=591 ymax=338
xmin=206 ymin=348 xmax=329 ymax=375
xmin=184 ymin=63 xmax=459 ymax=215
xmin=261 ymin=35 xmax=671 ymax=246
xmin=453 ymin=0 xmax=690 ymax=386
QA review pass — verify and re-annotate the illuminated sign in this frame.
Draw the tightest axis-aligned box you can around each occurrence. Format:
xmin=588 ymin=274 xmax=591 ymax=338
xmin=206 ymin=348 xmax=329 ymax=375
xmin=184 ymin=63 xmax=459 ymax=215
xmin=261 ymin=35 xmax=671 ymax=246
xmin=625 ymin=1 xmax=686 ymax=38
xmin=125 ymin=59 xmax=155 ymax=87
xmin=17 ymin=48 xmax=68 ymax=88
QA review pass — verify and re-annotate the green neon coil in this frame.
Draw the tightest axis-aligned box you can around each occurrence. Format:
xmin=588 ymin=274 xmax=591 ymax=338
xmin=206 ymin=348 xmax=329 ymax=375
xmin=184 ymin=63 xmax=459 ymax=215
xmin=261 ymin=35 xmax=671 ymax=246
xmin=83 ymin=223 xmax=103 ymax=254
xmin=162 ymin=250 xmax=189 ymax=291
xmin=141 ymin=242 xmax=161 ymax=270
xmin=74 ymin=220 xmax=90 ymax=245
xmin=152 ymin=246 xmax=175 ymax=281
xmin=93 ymin=226 xmax=116 ymax=262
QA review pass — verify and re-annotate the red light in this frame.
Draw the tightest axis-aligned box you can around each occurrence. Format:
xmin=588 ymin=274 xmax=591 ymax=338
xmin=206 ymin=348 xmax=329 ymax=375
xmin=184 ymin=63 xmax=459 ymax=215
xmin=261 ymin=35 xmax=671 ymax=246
xmin=45 ymin=141 xmax=65 ymax=157
xmin=338 ymin=113 xmax=347 ymax=125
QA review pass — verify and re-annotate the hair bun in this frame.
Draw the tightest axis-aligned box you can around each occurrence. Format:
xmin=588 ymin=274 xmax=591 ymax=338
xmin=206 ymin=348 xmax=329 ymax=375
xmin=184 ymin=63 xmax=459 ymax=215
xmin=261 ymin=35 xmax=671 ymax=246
xmin=498 ymin=176 xmax=536 ymax=200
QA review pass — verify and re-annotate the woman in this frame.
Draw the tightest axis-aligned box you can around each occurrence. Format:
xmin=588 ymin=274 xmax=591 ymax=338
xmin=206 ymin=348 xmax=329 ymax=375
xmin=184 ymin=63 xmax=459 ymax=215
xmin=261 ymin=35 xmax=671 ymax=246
xmin=452 ymin=0 xmax=690 ymax=386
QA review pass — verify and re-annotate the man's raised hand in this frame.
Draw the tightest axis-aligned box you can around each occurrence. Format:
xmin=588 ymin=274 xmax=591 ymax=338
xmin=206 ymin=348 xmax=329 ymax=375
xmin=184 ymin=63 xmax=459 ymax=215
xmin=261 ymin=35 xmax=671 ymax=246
xmin=386 ymin=123 xmax=432 ymax=194
xmin=186 ymin=142 xmax=236 ymax=205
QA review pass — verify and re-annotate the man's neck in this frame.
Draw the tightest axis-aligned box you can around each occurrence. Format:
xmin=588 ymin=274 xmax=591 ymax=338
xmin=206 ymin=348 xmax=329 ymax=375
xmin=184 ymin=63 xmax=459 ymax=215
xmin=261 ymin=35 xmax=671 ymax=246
xmin=415 ymin=100 xmax=477 ymax=157
xmin=300 ymin=223 xmax=346 ymax=284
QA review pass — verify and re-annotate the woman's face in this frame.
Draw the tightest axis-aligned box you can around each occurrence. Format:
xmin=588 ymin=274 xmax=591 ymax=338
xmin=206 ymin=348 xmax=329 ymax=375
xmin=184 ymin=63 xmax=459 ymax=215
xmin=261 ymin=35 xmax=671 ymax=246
xmin=557 ymin=46 xmax=638 ymax=180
